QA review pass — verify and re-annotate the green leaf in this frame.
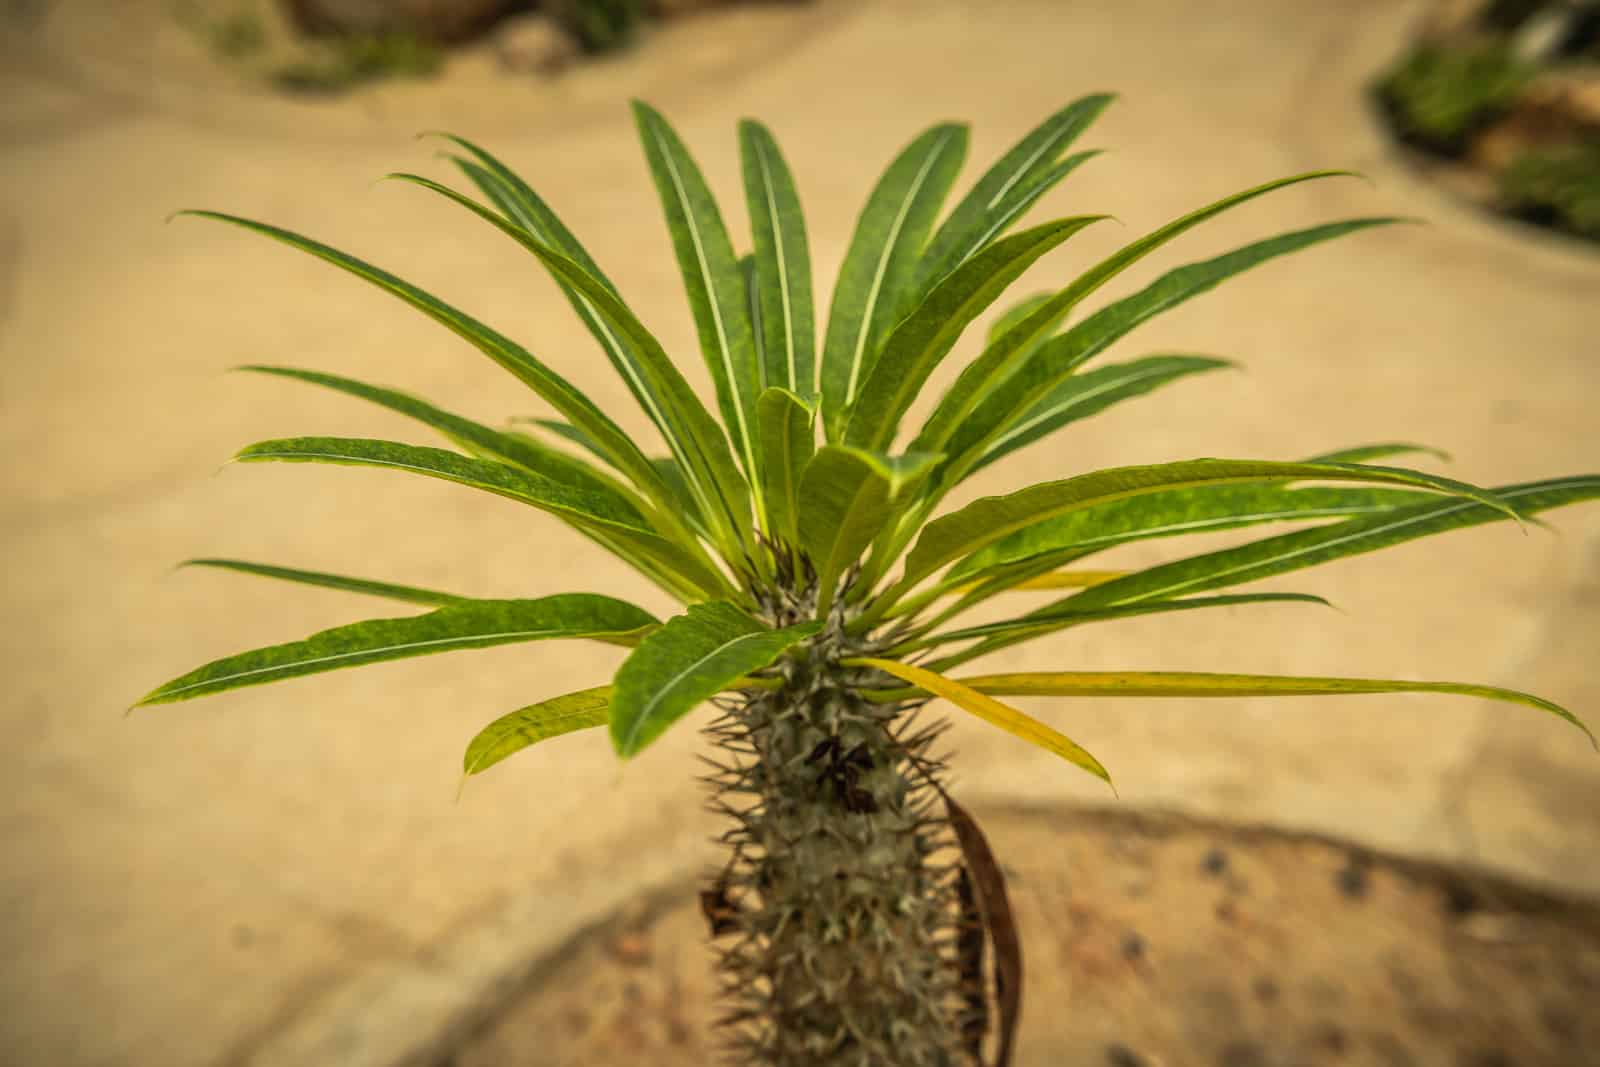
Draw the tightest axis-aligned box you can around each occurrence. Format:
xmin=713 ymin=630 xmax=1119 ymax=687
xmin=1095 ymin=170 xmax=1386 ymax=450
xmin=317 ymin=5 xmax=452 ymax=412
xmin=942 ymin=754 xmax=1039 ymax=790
xmin=928 ymin=217 xmax=1403 ymax=494
xmin=232 ymin=364 xmax=646 ymax=512
xmin=850 ymin=657 xmax=1113 ymax=789
xmin=842 ymin=216 xmax=1110 ymax=452
xmin=915 ymin=92 xmax=1114 ymax=292
xmin=444 ymin=152 xmax=714 ymax=514
xmin=740 ymin=254 xmax=767 ymax=390
xmin=1301 ymin=442 xmax=1453 ymax=465
xmin=1056 ymin=475 xmax=1600 ymax=612
xmin=429 ymin=134 xmax=621 ymax=293
xmin=610 ymin=602 xmax=821 ymax=757
xmin=236 ymin=435 xmax=646 ymax=527
xmin=798 ymin=446 xmax=941 ymax=614
xmin=649 ymin=456 xmax=711 ymax=538
xmin=177 ymin=558 xmax=469 ymax=607
xmin=740 ymin=119 xmax=816 ymax=400
xmin=970 ymin=354 xmax=1236 ymax=475
xmin=819 ymin=122 xmax=969 ymax=439
xmin=462 ymin=686 xmax=611 ymax=778
xmin=174 ymin=210 xmax=677 ymax=530
xmin=895 ymin=670 xmax=1594 ymax=750
xmin=945 ymin=484 xmax=1434 ymax=585
xmin=133 ymin=595 xmax=658 ymax=706
xmin=434 ymin=139 xmax=703 ymax=474
xmin=633 ymin=101 xmax=762 ymax=490
xmin=894 ymin=458 xmax=1522 ymax=600
xmin=924 ymin=149 xmax=1102 ymax=298
xmin=910 ymin=174 xmax=1370 ymax=461
xmin=756 ymin=387 xmax=815 ymax=547
xmin=953 ymin=569 xmax=1130 ymax=594
xmin=381 ymin=173 xmax=755 ymax=557
xmin=231 ymin=436 xmax=732 ymax=598
xmin=986 ymin=291 xmax=1055 ymax=350
xmin=920 ymin=593 xmax=1331 ymax=673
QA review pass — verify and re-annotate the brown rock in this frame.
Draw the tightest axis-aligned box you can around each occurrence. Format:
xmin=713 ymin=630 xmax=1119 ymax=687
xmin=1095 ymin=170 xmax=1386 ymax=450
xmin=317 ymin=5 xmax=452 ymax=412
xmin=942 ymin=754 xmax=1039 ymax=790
xmin=1470 ymin=72 xmax=1600 ymax=171
xmin=645 ymin=0 xmax=733 ymax=14
xmin=280 ymin=0 xmax=528 ymax=42
xmin=1423 ymin=0 xmax=1493 ymax=39
xmin=492 ymin=11 xmax=579 ymax=74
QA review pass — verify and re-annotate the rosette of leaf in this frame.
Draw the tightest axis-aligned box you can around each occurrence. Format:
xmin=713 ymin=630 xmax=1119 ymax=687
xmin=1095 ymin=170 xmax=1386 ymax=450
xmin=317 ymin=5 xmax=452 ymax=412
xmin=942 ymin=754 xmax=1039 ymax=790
xmin=134 ymin=95 xmax=1597 ymax=1067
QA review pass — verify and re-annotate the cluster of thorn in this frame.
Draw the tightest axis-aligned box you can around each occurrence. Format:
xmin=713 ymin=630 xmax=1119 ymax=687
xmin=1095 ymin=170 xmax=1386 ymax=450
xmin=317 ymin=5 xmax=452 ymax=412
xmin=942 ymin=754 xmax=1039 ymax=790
xmin=696 ymin=592 xmax=983 ymax=1066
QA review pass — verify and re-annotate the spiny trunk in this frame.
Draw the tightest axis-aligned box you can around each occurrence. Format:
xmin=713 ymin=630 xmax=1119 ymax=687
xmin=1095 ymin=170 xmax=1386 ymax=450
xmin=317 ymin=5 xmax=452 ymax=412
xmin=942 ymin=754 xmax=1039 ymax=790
xmin=698 ymin=648 xmax=981 ymax=1066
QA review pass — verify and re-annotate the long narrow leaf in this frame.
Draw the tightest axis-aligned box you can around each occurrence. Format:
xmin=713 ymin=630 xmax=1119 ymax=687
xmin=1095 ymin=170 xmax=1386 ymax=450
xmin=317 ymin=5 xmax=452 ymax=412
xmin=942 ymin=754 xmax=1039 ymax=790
xmin=234 ymin=436 xmax=643 ymax=528
xmin=945 ymin=484 xmax=1435 ymax=585
xmin=820 ymin=123 xmax=968 ymax=438
xmin=1055 ymin=475 xmax=1600 ymax=613
xmin=757 ymin=387 xmax=815 ymax=547
xmin=380 ymin=173 xmax=755 ymax=555
xmin=886 ymin=670 xmax=1594 ymax=749
xmin=843 ymin=216 xmax=1109 ymax=451
xmin=133 ymin=595 xmax=658 ymax=706
xmin=610 ymin=602 xmax=821 ymax=757
xmin=955 ymin=569 xmax=1130 ymax=593
xmin=426 ymin=133 xmax=621 ymax=292
xmin=972 ymin=354 xmax=1235 ymax=475
xmin=987 ymin=291 xmax=1055 ymax=349
xmin=740 ymin=119 xmax=816 ymax=400
xmin=232 ymin=364 xmax=647 ymax=514
xmin=438 ymin=145 xmax=685 ymax=447
xmin=920 ymin=150 xmax=1102 ymax=301
xmin=512 ymin=416 xmax=713 ymax=542
xmin=462 ymin=686 xmax=611 ymax=779
xmin=920 ymin=593 xmax=1331 ymax=672
xmin=909 ymin=173 xmax=1367 ymax=460
xmin=915 ymin=94 xmax=1113 ymax=295
xmin=173 ymin=210 xmax=677 ymax=524
xmin=633 ymin=102 xmax=763 ymax=490
xmin=929 ymin=217 xmax=1402 ymax=493
xmin=798 ymin=446 xmax=941 ymax=614
xmin=849 ymin=657 xmax=1113 ymax=788
xmin=892 ymin=458 xmax=1522 ymax=604
xmin=1302 ymin=442 xmax=1452 ymax=465
xmin=177 ymin=558 xmax=469 ymax=607
xmin=231 ymin=436 xmax=732 ymax=597
xmin=740 ymin=254 xmax=767 ymax=389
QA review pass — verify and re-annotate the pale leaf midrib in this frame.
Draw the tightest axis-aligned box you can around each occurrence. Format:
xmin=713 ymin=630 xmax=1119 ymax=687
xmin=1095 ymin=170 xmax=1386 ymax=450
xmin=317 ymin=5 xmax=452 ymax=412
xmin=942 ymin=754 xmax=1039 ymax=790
xmin=756 ymin=139 xmax=798 ymax=392
xmin=624 ymin=628 xmax=770 ymax=751
xmin=157 ymin=627 xmax=620 ymax=699
xmin=649 ymin=123 xmax=756 ymax=476
xmin=845 ymin=128 xmax=957 ymax=404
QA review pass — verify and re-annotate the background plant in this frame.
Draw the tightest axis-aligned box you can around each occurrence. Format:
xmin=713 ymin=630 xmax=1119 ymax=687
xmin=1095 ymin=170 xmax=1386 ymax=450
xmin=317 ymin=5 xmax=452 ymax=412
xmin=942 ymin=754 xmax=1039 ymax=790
xmin=134 ymin=96 xmax=1597 ymax=1066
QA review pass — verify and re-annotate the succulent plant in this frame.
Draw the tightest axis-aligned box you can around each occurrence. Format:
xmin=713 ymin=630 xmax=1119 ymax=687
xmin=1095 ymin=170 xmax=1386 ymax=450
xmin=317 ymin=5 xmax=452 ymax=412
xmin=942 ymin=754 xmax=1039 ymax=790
xmin=134 ymin=96 xmax=1596 ymax=1065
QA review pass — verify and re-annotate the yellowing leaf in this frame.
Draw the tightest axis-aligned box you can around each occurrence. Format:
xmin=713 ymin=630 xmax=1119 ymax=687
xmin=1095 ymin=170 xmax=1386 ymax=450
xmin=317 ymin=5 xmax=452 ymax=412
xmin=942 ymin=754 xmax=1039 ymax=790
xmin=932 ymin=670 xmax=1595 ymax=749
xmin=849 ymin=657 xmax=1113 ymax=791
xmin=952 ymin=570 xmax=1129 ymax=594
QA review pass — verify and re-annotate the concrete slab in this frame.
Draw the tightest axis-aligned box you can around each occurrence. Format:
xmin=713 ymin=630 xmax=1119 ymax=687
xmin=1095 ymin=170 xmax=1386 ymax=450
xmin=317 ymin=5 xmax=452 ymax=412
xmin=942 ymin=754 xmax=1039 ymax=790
xmin=3 ymin=1 xmax=1597 ymax=1065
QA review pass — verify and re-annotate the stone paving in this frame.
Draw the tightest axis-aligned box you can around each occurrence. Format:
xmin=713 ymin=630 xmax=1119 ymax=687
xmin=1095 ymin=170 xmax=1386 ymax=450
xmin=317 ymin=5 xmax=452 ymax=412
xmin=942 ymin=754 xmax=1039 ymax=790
xmin=3 ymin=1 xmax=1597 ymax=1064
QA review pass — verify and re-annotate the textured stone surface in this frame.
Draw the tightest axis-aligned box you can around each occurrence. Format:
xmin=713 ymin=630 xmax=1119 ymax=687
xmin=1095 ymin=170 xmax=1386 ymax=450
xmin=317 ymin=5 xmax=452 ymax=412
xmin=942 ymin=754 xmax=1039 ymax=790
xmin=2 ymin=1 xmax=1597 ymax=1065
xmin=281 ymin=0 xmax=527 ymax=41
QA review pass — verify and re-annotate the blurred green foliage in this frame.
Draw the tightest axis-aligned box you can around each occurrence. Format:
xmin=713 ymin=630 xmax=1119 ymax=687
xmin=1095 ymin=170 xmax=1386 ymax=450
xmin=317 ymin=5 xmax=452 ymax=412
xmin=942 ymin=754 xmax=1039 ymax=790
xmin=1375 ymin=39 xmax=1534 ymax=153
xmin=272 ymin=31 xmax=442 ymax=93
xmin=1500 ymin=140 xmax=1600 ymax=239
xmin=548 ymin=0 xmax=647 ymax=54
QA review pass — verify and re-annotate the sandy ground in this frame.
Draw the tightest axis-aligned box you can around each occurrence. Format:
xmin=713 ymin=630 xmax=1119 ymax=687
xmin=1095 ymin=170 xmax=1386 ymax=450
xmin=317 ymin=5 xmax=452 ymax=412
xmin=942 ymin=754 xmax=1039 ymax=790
xmin=452 ymin=804 xmax=1600 ymax=1067
xmin=3 ymin=1 xmax=1599 ymax=1065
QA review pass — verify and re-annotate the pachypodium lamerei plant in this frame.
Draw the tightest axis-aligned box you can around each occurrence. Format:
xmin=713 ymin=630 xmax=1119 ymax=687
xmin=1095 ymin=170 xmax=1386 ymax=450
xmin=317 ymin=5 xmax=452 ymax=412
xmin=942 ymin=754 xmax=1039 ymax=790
xmin=134 ymin=95 xmax=1597 ymax=1067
